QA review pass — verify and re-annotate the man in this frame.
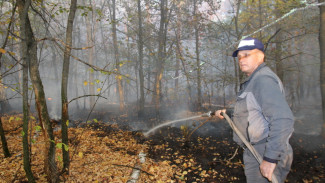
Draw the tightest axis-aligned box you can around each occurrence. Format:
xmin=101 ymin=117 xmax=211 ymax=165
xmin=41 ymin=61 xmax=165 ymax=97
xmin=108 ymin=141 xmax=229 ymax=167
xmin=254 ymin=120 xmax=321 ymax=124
xmin=215 ymin=37 xmax=294 ymax=183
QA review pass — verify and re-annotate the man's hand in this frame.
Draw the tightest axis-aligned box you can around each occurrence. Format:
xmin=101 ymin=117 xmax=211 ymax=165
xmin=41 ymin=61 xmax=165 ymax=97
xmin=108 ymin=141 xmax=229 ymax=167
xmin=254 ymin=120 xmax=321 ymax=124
xmin=260 ymin=160 xmax=276 ymax=181
xmin=215 ymin=109 xmax=226 ymax=119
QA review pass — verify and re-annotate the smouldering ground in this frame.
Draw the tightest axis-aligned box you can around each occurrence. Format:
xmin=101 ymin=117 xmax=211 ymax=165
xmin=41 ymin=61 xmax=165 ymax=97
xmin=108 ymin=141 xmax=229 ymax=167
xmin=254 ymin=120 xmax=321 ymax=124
xmin=1 ymin=113 xmax=325 ymax=182
xmin=0 ymin=115 xmax=177 ymax=182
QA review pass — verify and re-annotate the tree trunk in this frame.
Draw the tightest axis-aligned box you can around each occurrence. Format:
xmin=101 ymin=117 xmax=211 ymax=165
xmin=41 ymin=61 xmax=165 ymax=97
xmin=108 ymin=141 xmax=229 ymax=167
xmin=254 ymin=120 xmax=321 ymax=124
xmin=0 ymin=1 xmax=16 ymax=159
xmin=22 ymin=40 xmax=35 ymax=183
xmin=153 ymin=0 xmax=167 ymax=116
xmin=84 ymin=0 xmax=95 ymax=108
xmin=137 ymin=0 xmax=145 ymax=117
xmin=17 ymin=0 xmax=36 ymax=182
xmin=74 ymin=18 xmax=82 ymax=111
xmin=111 ymin=0 xmax=125 ymax=112
xmin=194 ymin=0 xmax=202 ymax=110
xmin=61 ymin=0 xmax=77 ymax=173
xmin=234 ymin=0 xmax=241 ymax=93
xmin=174 ymin=1 xmax=182 ymax=106
xmin=319 ymin=0 xmax=325 ymax=138
xmin=0 ymin=117 xmax=10 ymax=158
xmin=258 ymin=0 xmax=263 ymax=39
xmin=275 ymin=0 xmax=284 ymax=82
xmin=18 ymin=0 xmax=58 ymax=182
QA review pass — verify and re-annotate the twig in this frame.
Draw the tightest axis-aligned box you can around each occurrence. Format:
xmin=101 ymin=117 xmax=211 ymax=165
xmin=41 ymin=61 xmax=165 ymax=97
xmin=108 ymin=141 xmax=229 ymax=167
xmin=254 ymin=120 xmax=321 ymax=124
xmin=226 ymin=147 xmax=239 ymax=161
xmin=11 ymin=163 xmax=22 ymax=183
xmin=4 ymin=124 xmax=23 ymax=133
xmin=186 ymin=117 xmax=222 ymax=141
xmin=186 ymin=118 xmax=211 ymax=141
xmin=68 ymin=94 xmax=108 ymax=104
xmin=112 ymin=164 xmax=154 ymax=176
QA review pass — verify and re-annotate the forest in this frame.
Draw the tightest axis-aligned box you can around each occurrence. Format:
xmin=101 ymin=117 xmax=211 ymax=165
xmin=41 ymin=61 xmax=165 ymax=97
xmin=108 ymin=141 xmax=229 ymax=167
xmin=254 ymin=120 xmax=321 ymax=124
xmin=0 ymin=0 xmax=325 ymax=182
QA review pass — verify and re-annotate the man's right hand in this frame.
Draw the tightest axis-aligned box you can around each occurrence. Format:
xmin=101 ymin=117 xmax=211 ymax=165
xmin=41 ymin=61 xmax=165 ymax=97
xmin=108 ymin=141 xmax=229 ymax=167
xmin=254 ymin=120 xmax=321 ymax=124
xmin=215 ymin=109 xmax=226 ymax=119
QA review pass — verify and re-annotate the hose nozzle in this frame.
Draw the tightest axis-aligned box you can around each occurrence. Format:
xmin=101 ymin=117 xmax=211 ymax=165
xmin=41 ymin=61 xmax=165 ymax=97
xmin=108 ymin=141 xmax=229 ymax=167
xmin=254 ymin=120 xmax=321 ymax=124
xmin=201 ymin=111 xmax=215 ymax=117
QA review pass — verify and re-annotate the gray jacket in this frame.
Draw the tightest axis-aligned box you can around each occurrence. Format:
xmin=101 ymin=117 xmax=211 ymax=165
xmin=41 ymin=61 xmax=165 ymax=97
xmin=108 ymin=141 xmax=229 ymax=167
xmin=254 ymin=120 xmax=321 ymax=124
xmin=233 ymin=63 xmax=294 ymax=161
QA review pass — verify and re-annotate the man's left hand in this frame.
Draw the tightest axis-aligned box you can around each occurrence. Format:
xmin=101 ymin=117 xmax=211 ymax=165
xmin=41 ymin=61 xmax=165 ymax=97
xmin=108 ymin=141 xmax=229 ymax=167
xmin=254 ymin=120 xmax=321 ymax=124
xmin=260 ymin=160 xmax=276 ymax=181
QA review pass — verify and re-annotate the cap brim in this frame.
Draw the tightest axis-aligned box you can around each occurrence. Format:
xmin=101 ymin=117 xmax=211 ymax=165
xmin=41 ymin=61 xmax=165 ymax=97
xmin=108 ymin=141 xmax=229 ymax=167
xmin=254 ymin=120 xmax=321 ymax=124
xmin=232 ymin=46 xmax=264 ymax=57
xmin=232 ymin=50 xmax=239 ymax=57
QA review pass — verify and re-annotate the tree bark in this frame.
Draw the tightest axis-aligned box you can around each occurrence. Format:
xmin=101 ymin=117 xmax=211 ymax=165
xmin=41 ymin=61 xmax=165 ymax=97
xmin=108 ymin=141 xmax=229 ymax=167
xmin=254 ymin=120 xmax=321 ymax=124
xmin=111 ymin=0 xmax=125 ymax=112
xmin=0 ymin=1 xmax=16 ymax=159
xmin=174 ymin=1 xmax=182 ymax=106
xmin=153 ymin=0 xmax=167 ymax=116
xmin=61 ymin=0 xmax=77 ymax=173
xmin=275 ymin=0 xmax=284 ymax=82
xmin=319 ymin=0 xmax=325 ymax=138
xmin=0 ymin=117 xmax=10 ymax=158
xmin=17 ymin=0 xmax=36 ymax=182
xmin=137 ymin=0 xmax=145 ymax=117
xmin=84 ymin=0 xmax=95 ymax=108
xmin=194 ymin=0 xmax=202 ymax=110
xmin=18 ymin=0 xmax=58 ymax=182
xmin=234 ymin=0 xmax=241 ymax=93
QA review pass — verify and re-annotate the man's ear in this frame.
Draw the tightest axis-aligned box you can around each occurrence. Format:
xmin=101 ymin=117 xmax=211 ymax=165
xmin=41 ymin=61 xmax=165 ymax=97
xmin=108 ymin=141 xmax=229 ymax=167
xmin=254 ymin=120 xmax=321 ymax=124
xmin=256 ymin=50 xmax=265 ymax=62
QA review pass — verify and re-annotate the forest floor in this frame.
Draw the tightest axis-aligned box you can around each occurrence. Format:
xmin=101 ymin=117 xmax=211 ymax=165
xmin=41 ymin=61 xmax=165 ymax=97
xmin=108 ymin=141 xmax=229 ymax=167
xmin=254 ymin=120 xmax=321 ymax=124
xmin=0 ymin=109 xmax=324 ymax=182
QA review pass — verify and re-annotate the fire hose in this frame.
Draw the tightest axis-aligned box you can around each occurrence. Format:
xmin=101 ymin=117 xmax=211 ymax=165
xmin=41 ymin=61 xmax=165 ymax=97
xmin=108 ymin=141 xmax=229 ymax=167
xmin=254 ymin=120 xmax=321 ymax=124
xmin=203 ymin=111 xmax=279 ymax=183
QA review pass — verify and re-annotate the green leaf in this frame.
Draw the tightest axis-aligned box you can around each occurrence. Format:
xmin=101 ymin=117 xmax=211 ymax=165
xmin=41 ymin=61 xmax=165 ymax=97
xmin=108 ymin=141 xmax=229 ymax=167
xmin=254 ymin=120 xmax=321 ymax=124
xmin=35 ymin=126 xmax=42 ymax=132
xmin=30 ymin=116 xmax=35 ymax=120
xmin=57 ymin=155 xmax=62 ymax=162
xmin=56 ymin=143 xmax=69 ymax=152
xmin=15 ymin=117 xmax=22 ymax=121
xmin=63 ymin=143 xmax=69 ymax=151
xmin=66 ymin=120 xmax=69 ymax=127
xmin=32 ymin=139 xmax=36 ymax=144
xmin=21 ymin=131 xmax=25 ymax=136
xmin=96 ymin=9 xmax=103 ymax=16
xmin=93 ymin=119 xmax=98 ymax=123
xmin=56 ymin=143 xmax=62 ymax=149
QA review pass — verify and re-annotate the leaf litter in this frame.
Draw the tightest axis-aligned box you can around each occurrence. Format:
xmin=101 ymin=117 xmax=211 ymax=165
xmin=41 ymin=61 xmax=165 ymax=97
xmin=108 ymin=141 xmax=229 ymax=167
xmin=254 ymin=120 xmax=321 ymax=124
xmin=1 ymin=113 xmax=325 ymax=182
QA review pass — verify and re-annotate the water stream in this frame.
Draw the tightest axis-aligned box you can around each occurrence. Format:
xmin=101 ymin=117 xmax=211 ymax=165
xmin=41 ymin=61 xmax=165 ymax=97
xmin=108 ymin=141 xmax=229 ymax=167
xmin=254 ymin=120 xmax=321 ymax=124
xmin=143 ymin=115 xmax=203 ymax=137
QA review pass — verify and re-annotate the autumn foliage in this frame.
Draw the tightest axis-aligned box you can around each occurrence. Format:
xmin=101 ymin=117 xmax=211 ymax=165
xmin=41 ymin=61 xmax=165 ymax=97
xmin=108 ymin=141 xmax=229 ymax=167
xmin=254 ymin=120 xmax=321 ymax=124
xmin=0 ymin=115 xmax=178 ymax=182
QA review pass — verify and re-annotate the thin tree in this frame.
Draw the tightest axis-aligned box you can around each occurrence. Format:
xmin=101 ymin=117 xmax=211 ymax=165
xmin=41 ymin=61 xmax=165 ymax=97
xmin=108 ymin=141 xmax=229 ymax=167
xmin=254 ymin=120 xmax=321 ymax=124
xmin=193 ymin=0 xmax=202 ymax=110
xmin=153 ymin=0 xmax=167 ymax=116
xmin=111 ymin=0 xmax=125 ymax=112
xmin=137 ymin=0 xmax=145 ymax=117
xmin=0 ymin=117 xmax=10 ymax=158
xmin=61 ymin=0 xmax=77 ymax=173
xmin=275 ymin=0 xmax=284 ymax=82
xmin=174 ymin=0 xmax=182 ymax=106
xmin=233 ymin=0 xmax=241 ymax=93
xmin=17 ymin=0 xmax=36 ymax=182
xmin=319 ymin=0 xmax=325 ymax=138
xmin=83 ymin=0 xmax=95 ymax=108
xmin=0 ymin=1 xmax=17 ymax=159
xmin=18 ymin=0 xmax=58 ymax=182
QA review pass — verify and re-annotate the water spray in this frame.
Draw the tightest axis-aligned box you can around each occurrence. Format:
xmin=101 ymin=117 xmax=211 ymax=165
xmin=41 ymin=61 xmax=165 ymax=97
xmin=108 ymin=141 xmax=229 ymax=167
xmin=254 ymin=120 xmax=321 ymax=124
xmin=143 ymin=111 xmax=216 ymax=137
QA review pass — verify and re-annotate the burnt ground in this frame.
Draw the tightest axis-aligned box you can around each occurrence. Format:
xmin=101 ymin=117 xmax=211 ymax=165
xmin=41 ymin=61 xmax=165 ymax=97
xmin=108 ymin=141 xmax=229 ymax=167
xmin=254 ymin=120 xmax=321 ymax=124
xmin=71 ymin=105 xmax=325 ymax=183
xmin=141 ymin=122 xmax=325 ymax=183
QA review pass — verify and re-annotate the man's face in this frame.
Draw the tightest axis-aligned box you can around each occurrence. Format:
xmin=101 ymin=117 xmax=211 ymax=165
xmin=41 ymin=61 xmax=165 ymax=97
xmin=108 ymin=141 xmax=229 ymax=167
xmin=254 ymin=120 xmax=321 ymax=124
xmin=237 ymin=49 xmax=264 ymax=76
